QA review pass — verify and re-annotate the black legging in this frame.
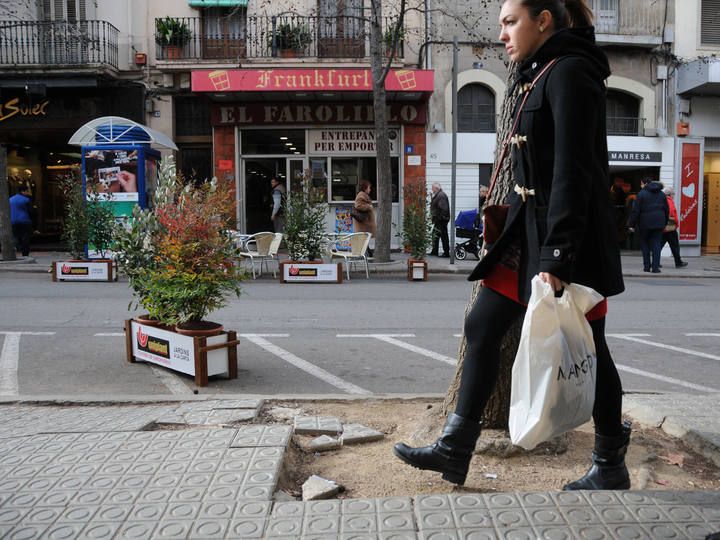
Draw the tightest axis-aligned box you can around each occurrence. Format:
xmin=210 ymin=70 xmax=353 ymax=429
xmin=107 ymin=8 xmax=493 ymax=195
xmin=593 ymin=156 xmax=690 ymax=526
xmin=456 ymin=286 xmax=624 ymax=437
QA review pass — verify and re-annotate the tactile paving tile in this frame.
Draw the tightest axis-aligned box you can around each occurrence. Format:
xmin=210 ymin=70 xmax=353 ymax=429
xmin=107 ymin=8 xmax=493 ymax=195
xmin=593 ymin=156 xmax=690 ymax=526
xmin=340 ymin=423 xmax=385 ymax=445
xmin=293 ymin=416 xmax=343 ymax=435
xmin=230 ymin=425 xmax=292 ymax=447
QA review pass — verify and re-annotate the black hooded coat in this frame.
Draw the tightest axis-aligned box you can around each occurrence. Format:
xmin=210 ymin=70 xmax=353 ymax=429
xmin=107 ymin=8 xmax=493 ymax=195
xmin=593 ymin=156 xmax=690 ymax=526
xmin=469 ymin=27 xmax=624 ymax=303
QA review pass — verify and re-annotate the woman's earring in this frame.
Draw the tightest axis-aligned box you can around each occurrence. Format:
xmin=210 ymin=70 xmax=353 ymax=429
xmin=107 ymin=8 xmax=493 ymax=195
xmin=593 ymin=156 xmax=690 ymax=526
xmin=539 ymin=26 xmax=545 ymax=32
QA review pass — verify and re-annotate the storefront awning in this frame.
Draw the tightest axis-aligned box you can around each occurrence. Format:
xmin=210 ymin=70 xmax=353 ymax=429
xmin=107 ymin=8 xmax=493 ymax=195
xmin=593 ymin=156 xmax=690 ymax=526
xmin=191 ymin=68 xmax=434 ymax=94
xmin=68 ymin=116 xmax=178 ymax=150
xmin=189 ymin=0 xmax=248 ymax=6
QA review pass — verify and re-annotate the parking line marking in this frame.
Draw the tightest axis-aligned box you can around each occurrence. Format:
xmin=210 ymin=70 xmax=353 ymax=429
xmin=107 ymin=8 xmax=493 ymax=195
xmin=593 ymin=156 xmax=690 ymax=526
xmin=686 ymin=333 xmax=720 ymax=337
xmin=608 ymin=334 xmax=720 ymax=362
xmin=94 ymin=333 xmax=125 ymax=337
xmin=337 ymin=334 xmax=416 ymax=338
xmin=373 ymin=336 xmax=457 ymax=366
xmin=242 ymin=334 xmax=371 ymax=395
xmin=616 ymin=364 xmax=717 ymax=393
xmin=148 ymin=365 xmax=194 ymax=395
xmin=0 ymin=332 xmax=55 ymax=397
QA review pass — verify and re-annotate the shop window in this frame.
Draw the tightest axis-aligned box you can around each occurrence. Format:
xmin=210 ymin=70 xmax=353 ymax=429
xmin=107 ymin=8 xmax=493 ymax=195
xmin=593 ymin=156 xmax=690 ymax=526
xmin=241 ymin=129 xmax=306 ymax=155
xmin=606 ymin=90 xmax=642 ymax=136
xmin=702 ymin=0 xmax=720 ymax=45
xmin=175 ymin=96 xmax=211 ymax=137
xmin=202 ymin=7 xmax=247 ymax=60
xmin=327 ymin=156 xmax=399 ymax=203
xmin=458 ymin=84 xmax=495 ymax=133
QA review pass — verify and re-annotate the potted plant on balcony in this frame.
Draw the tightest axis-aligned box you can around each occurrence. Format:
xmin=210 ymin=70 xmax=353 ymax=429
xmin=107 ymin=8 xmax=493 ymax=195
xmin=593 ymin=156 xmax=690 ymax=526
xmin=155 ymin=16 xmax=192 ymax=59
xmin=399 ymin=180 xmax=431 ymax=281
xmin=272 ymin=22 xmax=312 ymax=58
xmin=383 ymin=26 xmax=405 ymax=58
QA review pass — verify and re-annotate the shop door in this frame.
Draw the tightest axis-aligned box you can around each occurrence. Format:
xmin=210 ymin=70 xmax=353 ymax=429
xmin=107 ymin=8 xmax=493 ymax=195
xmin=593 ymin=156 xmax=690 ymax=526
xmin=243 ymin=158 xmax=286 ymax=234
xmin=287 ymin=158 xmax=306 ymax=192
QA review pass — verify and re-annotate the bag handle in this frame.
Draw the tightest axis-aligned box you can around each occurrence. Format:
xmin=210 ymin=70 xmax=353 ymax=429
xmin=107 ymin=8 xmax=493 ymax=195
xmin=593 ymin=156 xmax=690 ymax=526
xmin=486 ymin=58 xmax=560 ymax=202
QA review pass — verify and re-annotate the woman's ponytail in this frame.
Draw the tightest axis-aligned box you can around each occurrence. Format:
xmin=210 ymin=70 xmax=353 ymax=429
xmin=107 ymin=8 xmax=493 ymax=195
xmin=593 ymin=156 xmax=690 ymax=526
xmin=518 ymin=0 xmax=594 ymax=30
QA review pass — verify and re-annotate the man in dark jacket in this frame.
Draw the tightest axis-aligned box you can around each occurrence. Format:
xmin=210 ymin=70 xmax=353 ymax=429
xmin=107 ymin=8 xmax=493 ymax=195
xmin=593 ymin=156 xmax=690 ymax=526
xmin=430 ymin=182 xmax=450 ymax=257
xmin=628 ymin=178 xmax=668 ymax=273
xmin=9 ymin=186 xmax=34 ymax=257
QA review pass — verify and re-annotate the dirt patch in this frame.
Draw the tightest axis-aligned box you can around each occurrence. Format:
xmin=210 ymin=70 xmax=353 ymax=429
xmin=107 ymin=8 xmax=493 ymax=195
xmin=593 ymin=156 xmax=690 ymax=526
xmin=266 ymin=399 xmax=720 ymax=499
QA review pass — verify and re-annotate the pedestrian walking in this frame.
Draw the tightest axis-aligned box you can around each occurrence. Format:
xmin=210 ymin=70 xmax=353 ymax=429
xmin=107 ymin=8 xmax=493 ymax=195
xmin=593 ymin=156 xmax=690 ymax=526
xmin=430 ymin=183 xmax=450 ymax=257
xmin=660 ymin=187 xmax=688 ymax=268
xmin=9 ymin=185 xmax=34 ymax=257
xmin=628 ymin=178 xmax=669 ymax=273
xmin=393 ymin=0 xmax=630 ymax=490
xmin=269 ymin=177 xmax=286 ymax=233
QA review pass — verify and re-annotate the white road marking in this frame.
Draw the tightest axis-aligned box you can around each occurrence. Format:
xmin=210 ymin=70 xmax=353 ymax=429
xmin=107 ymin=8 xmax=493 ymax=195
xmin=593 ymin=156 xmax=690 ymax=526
xmin=608 ymin=334 xmax=720 ymax=362
xmin=686 ymin=333 xmax=720 ymax=337
xmin=148 ymin=365 xmax=194 ymax=395
xmin=337 ymin=334 xmax=416 ymax=338
xmin=242 ymin=334 xmax=371 ymax=395
xmin=0 ymin=332 xmax=55 ymax=396
xmin=94 ymin=333 xmax=125 ymax=337
xmin=453 ymin=334 xmax=462 ymax=338
xmin=616 ymin=364 xmax=717 ymax=393
xmin=342 ymin=334 xmax=457 ymax=366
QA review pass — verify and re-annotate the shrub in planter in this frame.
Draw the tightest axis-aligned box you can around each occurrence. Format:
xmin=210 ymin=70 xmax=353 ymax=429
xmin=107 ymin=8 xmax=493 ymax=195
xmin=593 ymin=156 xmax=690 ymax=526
xmin=283 ymin=173 xmax=328 ymax=261
xmin=59 ymin=174 xmax=88 ymax=260
xmin=399 ymin=180 xmax=431 ymax=260
xmin=270 ymin=22 xmax=312 ymax=53
xmin=155 ymin=17 xmax=192 ymax=47
xmin=116 ymin=157 xmax=245 ymax=330
xmin=86 ymin=190 xmax=116 ymax=259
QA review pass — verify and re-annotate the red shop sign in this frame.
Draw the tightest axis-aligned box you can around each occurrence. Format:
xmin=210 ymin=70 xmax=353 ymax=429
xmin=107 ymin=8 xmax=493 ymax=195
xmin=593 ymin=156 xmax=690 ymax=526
xmin=192 ymin=68 xmax=434 ymax=93
xmin=679 ymin=142 xmax=701 ymax=242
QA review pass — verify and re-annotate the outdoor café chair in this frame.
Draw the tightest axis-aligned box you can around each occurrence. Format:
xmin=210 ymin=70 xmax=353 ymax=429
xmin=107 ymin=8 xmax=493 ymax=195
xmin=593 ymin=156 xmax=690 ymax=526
xmin=239 ymin=231 xmax=275 ymax=278
xmin=329 ymin=232 xmax=371 ymax=280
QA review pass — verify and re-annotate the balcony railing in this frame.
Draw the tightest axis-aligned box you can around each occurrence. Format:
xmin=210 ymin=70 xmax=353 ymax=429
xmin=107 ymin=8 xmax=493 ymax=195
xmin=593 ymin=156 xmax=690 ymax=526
xmin=606 ymin=116 xmax=645 ymax=136
xmin=155 ymin=15 xmax=402 ymax=62
xmin=0 ymin=20 xmax=118 ymax=68
xmin=590 ymin=0 xmax=664 ymax=44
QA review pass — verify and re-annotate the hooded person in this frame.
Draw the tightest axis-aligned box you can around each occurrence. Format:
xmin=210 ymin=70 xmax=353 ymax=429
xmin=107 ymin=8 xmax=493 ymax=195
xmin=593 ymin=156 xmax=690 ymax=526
xmin=628 ymin=178 xmax=669 ymax=273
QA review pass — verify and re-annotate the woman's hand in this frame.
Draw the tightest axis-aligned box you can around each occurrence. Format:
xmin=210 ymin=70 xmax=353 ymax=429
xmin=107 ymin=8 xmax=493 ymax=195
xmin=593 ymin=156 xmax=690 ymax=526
xmin=539 ymin=272 xmax=565 ymax=292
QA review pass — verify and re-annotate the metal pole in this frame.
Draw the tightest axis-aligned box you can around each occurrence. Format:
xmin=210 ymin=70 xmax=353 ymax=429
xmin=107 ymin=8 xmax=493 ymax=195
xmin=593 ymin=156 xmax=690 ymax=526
xmin=449 ymin=36 xmax=458 ymax=264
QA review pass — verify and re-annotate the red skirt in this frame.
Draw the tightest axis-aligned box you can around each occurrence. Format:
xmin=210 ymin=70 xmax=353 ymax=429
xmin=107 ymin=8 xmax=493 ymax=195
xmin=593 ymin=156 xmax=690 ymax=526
xmin=483 ymin=263 xmax=607 ymax=322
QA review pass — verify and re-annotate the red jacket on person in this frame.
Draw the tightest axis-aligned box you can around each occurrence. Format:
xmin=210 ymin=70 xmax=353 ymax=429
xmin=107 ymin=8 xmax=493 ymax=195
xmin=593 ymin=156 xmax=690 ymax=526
xmin=667 ymin=195 xmax=679 ymax=224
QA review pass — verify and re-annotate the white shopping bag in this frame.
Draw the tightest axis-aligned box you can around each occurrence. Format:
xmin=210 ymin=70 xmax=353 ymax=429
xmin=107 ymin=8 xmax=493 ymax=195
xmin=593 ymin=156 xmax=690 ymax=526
xmin=509 ymin=276 xmax=604 ymax=450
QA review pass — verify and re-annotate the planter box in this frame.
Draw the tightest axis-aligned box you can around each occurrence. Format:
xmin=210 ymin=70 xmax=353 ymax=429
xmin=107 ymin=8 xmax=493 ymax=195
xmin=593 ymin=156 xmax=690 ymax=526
xmin=279 ymin=261 xmax=343 ymax=284
xmin=52 ymin=260 xmax=117 ymax=282
xmin=407 ymin=259 xmax=428 ymax=281
xmin=125 ymin=320 xmax=238 ymax=387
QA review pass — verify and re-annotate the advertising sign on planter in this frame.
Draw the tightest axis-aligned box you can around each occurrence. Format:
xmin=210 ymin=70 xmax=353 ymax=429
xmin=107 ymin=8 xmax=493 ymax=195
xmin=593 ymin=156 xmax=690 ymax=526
xmin=280 ymin=262 xmax=343 ymax=283
xmin=125 ymin=320 xmax=238 ymax=387
xmin=52 ymin=260 xmax=117 ymax=282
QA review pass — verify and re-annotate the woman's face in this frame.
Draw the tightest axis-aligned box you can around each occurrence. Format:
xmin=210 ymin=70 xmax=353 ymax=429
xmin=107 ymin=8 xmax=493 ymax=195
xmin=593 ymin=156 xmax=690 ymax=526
xmin=499 ymin=0 xmax=551 ymax=63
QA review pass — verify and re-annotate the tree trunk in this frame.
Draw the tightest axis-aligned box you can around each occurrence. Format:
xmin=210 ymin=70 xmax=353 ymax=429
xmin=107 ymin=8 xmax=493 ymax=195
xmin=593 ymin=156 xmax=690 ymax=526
xmin=440 ymin=65 xmax=521 ymax=429
xmin=0 ymin=145 xmax=17 ymax=261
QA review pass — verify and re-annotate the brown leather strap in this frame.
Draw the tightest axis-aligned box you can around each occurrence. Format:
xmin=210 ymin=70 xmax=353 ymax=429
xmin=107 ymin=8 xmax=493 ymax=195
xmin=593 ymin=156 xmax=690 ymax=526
xmin=486 ymin=58 xmax=560 ymax=201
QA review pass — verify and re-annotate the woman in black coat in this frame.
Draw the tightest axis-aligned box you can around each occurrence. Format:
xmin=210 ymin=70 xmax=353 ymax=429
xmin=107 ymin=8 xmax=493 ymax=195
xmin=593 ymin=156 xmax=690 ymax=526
xmin=394 ymin=0 xmax=629 ymax=490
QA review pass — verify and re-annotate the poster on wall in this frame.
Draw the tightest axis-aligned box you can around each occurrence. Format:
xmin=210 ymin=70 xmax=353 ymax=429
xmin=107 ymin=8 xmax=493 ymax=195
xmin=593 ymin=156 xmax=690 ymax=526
xmin=679 ymin=142 xmax=701 ymax=242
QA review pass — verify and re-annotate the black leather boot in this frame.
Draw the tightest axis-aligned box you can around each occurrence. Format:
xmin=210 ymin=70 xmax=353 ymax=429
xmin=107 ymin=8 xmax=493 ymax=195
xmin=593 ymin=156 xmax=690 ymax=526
xmin=563 ymin=422 xmax=632 ymax=490
xmin=392 ymin=413 xmax=481 ymax=485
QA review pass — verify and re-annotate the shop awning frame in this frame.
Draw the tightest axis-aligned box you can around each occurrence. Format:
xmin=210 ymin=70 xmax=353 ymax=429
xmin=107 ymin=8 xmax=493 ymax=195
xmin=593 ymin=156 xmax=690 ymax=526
xmin=68 ymin=116 xmax=178 ymax=150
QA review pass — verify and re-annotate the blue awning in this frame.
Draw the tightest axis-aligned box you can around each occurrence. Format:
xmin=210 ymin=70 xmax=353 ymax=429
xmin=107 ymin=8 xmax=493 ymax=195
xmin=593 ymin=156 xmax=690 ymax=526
xmin=68 ymin=116 xmax=178 ymax=150
xmin=189 ymin=0 xmax=248 ymax=6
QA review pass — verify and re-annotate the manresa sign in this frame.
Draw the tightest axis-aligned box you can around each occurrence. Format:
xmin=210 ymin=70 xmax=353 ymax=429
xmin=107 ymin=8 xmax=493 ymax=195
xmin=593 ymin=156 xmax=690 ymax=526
xmin=608 ymin=151 xmax=662 ymax=163
xmin=212 ymin=103 xmax=426 ymax=126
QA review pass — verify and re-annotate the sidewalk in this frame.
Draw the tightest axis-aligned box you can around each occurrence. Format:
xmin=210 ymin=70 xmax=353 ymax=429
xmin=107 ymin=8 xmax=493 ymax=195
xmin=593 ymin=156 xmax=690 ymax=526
xmin=0 ymin=394 xmax=718 ymax=539
xmin=3 ymin=250 xmax=720 ymax=279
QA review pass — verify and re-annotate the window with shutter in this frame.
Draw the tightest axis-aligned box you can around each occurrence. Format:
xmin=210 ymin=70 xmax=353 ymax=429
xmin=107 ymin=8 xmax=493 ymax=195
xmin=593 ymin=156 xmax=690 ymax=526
xmin=702 ymin=0 xmax=720 ymax=45
xmin=606 ymin=90 xmax=641 ymax=136
xmin=457 ymin=84 xmax=495 ymax=133
xmin=318 ymin=0 xmax=364 ymax=57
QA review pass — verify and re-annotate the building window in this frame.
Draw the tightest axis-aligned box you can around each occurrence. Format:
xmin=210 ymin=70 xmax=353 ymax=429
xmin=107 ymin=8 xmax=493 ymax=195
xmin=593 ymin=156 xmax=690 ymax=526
xmin=318 ymin=0 xmax=364 ymax=57
xmin=458 ymin=84 xmax=495 ymax=133
xmin=201 ymin=7 xmax=247 ymax=59
xmin=606 ymin=90 xmax=642 ymax=136
xmin=175 ymin=96 xmax=211 ymax=137
xmin=178 ymin=146 xmax=213 ymax=184
xmin=589 ymin=0 xmax=619 ymax=34
xmin=326 ymin=156 xmax=399 ymax=203
xmin=702 ymin=0 xmax=720 ymax=45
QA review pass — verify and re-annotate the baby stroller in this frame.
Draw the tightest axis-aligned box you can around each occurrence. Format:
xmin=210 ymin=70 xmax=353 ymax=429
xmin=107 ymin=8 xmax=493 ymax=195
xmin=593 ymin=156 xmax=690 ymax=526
xmin=454 ymin=209 xmax=483 ymax=260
